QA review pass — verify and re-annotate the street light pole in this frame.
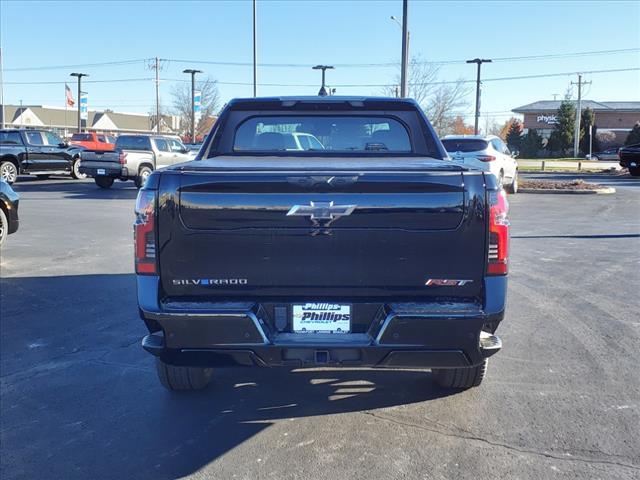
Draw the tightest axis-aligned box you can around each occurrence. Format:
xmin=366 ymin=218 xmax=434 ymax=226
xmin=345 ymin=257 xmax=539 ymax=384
xmin=70 ymin=72 xmax=88 ymax=133
xmin=400 ymin=0 xmax=409 ymax=97
xmin=183 ymin=69 xmax=202 ymax=143
xmin=253 ymin=0 xmax=258 ymax=97
xmin=390 ymin=15 xmax=410 ymax=97
xmin=466 ymin=58 xmax=491 ymax=135
xmin=312 ymin=65 xmax=334 ymax=96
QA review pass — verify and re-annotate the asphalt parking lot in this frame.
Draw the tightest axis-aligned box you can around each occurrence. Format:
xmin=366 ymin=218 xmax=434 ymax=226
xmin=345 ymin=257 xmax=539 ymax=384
xmin=1 ymin=174 xmax=639 ymax=480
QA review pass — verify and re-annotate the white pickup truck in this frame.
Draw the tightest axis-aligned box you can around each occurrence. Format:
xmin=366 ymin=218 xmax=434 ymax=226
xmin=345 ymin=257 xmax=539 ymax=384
xmin=79 ymin=134 xmax=195 ymax=188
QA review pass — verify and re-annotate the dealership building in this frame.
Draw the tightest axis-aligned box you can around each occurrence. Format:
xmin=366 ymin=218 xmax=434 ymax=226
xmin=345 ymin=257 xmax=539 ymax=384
xmin=512 ymin=100 xmax=640 ymax=147
xmin=1 ymin=104 xmax=182 ymax=136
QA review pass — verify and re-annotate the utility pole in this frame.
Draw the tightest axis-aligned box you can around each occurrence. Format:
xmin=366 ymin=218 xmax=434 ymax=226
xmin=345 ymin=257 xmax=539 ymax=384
xmin=253 ymin=0 xmax=258 ymax=97
xmin=155 ymin=57 xmax=161 ymax=133
xmin=312 ymin=65 xmax=334 ymax=96
xmin=183 ymin=69 xmax=202 ymax=143
xmin=400 ymin=0 xmax=409 ymax=98
xmin=571 ymin=73 xmax=591 ymax=157
xmin=70 ymin=72 xmax=88 ymax=133
xmin=466 ymin=58 xmax=492 ymax=135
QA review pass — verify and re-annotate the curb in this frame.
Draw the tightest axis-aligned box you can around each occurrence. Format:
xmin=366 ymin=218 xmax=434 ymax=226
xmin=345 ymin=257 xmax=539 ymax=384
xmin=518 ymin=187 xmax=616 ymax=195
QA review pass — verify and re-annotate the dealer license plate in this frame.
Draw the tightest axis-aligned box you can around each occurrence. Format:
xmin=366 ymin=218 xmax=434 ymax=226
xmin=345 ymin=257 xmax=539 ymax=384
xmin=97 ymin=169 xmax=106 ymax=175
xmin=292 ymin=303 xmax=351 ymax=333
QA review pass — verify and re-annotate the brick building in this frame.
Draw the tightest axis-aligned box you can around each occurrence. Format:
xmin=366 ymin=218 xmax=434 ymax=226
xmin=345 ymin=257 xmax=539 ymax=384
xmin=512 ymin=100 xmax=640 ymax=147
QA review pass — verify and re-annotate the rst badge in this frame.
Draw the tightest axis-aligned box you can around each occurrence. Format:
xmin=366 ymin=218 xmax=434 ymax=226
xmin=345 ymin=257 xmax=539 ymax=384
xmin=425 ymin=279 xmax=473 ymax=286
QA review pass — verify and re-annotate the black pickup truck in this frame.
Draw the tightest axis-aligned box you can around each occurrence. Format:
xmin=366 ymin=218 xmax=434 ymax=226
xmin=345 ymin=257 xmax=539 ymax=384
xmin=0 ymin=129 xmax=86 ymax=184
xmin=135 ymin=97 xmax=509 ymax=392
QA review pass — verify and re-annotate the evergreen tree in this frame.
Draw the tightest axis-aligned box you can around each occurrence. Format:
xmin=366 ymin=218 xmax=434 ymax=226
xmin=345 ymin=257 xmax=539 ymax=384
xmin=520 ymin=129 xmax=542 ymax=158
xmin=505 ymin=119 xmax=523 ymax=152
xmin=548 ymin=100 xmax=576 ymax=156
xmin=625 ymin=122 xmax=640 ymax=145
xmin=579 ymin=108 xmax=600 ymax=154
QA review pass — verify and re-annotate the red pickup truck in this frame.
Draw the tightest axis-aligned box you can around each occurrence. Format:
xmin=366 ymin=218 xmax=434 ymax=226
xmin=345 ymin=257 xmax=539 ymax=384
xmin=70 ymin=132 xmax=116 ymax=151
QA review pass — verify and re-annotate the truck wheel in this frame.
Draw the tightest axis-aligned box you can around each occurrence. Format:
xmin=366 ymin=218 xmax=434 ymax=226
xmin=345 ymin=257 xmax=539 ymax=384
xmin=629 ymin=166 xmax=640 ymax=177
xmin=432 ymin=359 xmax=488 ymax=389
xmin=135 ymin=166 xmax=152 ymax=189
xmin=505 ymin=171 xmax=518 ymax=194
xmin=155 ymin=358 xmax=213 ymax=391
xmin=1 ymin=161 xmax=18 ymax=184
xmin=95 ymin=177 xmax=114 ymax=189
xmin=71 ymin=157 xmax=86 ymax=179
xmin=0 ymin=208 xmax=7 ymax=246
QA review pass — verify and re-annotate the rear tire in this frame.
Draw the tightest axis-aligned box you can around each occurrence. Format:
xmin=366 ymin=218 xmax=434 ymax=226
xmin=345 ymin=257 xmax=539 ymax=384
xmin=135 ymin=166 xmax=152 ymax=189
xmin=505 ymin=170 xmax=518 ymax=194
xmin=71 ymin=157 xmax=86 ymax=179
xmin=95 ymin=177 xmax=114 ymax=189
xmin=155 ymin=358 xmax=213 ymax=391
xmin=628 ymin=166 xmax=640 ymax=177
xmin=0 ymin=160 xmax=18 ymax=184
xmin=432 ymin=359 xmax=488 ymax=389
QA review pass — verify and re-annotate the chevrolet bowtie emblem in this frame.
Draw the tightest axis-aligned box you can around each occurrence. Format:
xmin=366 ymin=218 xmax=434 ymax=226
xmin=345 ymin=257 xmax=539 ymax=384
xmin=286 ymin=201 xmax=356 ymax=222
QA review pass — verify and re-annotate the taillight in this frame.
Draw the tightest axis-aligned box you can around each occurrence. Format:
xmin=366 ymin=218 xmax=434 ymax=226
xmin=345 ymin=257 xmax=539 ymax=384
xmin=487 ymin=189 xmax=509 ymax=275
xmin=477 ymin=155 xmax=496 ymax=162
xmin=119 ymin=152 xmax=128 ymax=165
xmin=134 ymin=189 xmax=156 ymax=275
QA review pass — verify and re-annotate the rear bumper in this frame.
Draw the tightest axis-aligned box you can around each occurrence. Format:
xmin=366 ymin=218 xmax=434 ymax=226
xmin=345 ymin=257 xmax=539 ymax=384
xmin=79 ymin=162 xmax=129 ymax=178
xmin=137 ymin=275 xmax=506 ymax=369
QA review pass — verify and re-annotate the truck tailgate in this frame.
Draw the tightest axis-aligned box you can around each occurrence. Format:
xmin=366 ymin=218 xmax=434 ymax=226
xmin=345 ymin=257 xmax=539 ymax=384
xmin=157 ymin=169 xmax=487 ymax=299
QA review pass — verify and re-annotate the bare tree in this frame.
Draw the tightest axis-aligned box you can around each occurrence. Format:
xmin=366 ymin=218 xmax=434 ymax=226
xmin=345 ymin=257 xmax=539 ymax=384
xmin=424 ymin=81 xmax=470 ymax=136
xmin=384 ymin=56 xmax=471 ymax=136
xmin=382 ymin=56 xmax=439 ymax=105
xmin=171 ymin=77 xmax=221 ymax=137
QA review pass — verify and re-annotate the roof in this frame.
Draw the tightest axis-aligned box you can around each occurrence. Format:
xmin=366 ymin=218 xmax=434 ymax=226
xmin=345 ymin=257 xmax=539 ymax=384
xmin=227 ymin=96 xmax=419 ymax=107
xmin=442 ymin=134 xmax=498 ymax=140
xmin=513 ymin=100 xmax=640 ymax=113
xmin=1 ymin=105 xmax=179 ymax=133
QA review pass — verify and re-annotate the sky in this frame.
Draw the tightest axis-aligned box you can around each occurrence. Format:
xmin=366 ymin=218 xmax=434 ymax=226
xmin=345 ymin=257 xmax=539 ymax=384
xmin=1 ymin=0 xmax=639 ymax=127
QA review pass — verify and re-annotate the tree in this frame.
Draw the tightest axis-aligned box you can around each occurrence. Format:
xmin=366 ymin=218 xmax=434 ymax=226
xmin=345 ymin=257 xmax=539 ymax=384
xmin=424 ymin=81 xmax=471 ymax=135
xmin=171 ymin=76 xmax=221 ymax=138
xmin=520 ymin=129 xmax=542 ymax=158
xmin=451 ymin=116 xmax=474 ymax=134
xmin=579 ymin=108 xmax=600 ymax=154
xmin=505 ymin=119 xmax=523 ymax=152
xmin=625 ymin=122 xmax=640 ymax=145
xmin=383 ymin=55 xmax=470 ymax=136
xmin=548 ymin=100 xmax=575 ymax=156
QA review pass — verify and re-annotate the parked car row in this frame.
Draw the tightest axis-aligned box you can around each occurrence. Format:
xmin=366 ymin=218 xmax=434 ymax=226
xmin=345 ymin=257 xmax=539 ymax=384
xmin=79 ymin=134 xmax=196 ymax=188
xmin=0 ymin=129 xmax=197 ymax=187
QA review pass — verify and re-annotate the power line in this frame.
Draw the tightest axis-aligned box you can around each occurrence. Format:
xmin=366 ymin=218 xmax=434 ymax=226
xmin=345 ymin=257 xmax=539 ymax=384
xmin=4 ymin=67 xmax=638 ymax=88
xmin=4 ymin=58 xmax=152 ymax=72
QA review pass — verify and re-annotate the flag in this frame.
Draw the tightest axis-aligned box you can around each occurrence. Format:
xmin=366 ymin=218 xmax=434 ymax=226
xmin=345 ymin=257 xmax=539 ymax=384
xmin=65 ymin=84 xmax=75 ymax=107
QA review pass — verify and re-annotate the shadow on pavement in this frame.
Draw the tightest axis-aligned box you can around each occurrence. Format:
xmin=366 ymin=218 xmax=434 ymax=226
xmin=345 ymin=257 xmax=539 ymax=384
xmin=11 ymin=176 xmax=139 ymax=200
xmin=1 ymin=273 xmax=455 ymax=479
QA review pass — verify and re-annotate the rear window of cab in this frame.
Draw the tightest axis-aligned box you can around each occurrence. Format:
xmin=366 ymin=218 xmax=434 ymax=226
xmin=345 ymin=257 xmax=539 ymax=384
xmin=441 ymin=139 xmax=488 ymax=153
xmin=233 ymin=115 xmax=412 ymax=153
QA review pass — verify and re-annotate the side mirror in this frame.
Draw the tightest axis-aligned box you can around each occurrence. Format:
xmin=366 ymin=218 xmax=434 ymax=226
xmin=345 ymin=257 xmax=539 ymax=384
xmin=59 ymin=142 xmax=68 ymax=148
xmin=182 ymin=148 xmax=190 ymax=154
